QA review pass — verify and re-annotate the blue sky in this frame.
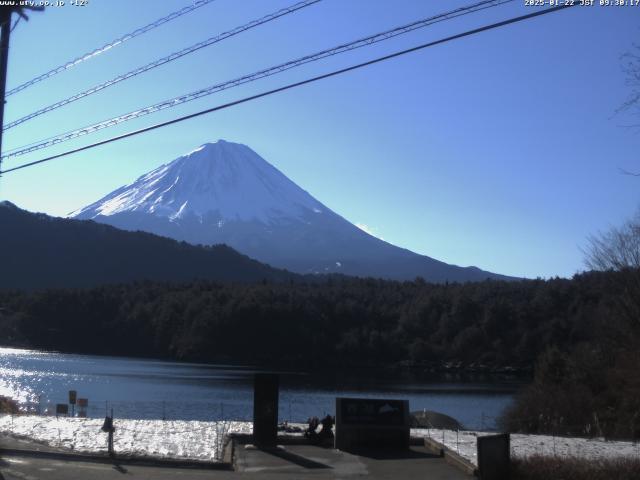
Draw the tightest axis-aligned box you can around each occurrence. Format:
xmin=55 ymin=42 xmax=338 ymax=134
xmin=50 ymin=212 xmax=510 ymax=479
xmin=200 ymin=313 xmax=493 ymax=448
xmin=0 ymin=0 xmax=637 ymax=279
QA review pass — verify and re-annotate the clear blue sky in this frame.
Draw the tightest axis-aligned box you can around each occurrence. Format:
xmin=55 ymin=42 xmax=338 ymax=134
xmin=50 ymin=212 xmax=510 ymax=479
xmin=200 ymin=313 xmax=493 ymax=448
xmin=0 ymin=0 xmax=637 ymax=279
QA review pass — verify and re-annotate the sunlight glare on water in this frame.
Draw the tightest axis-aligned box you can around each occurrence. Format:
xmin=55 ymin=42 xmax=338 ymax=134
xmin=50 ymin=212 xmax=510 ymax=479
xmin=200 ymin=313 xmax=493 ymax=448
xmin=0 ymin=348 xmax=82 ymax=405
xmin=0 ymin=347 xmax=522 ymax=429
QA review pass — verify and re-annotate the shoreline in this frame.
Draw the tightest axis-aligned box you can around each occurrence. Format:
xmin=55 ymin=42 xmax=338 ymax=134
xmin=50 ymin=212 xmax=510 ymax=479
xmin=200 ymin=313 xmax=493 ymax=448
xmin=0 ymin=344 xmax=533 ymax=380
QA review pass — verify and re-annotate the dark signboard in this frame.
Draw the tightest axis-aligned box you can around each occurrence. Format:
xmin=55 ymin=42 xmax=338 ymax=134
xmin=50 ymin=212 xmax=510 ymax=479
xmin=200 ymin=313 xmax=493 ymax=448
xmin=56 ymin=403 xmax=68 ymax=416
xmin=77 ymin=398 xmax=88 ymax=418
xmin=339 ymin=398 xmax=407 ymax=426
xmin=335 ymin=397 xmax=409 ymax=452
xmin=477 ymin=433 xmax=510 ymax=480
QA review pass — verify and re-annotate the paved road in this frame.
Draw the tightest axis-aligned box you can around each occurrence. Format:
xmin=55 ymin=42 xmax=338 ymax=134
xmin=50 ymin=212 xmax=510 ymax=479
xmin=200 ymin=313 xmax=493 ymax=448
xmin=0 ymin=455 xmax=220 ymax=480
xmin=234 ymin=443 xmax=469 ymax=479
xmin=1 ymin=442 xmax=470 ymax=479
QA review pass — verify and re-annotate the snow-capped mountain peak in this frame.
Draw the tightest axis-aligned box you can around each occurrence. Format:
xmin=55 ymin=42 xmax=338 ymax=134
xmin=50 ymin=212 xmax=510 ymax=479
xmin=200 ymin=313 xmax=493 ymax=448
xmin=71 ymin=139 xmax=324 ymax=223
xmin=71 ymin=139 xmax=510 ymax=282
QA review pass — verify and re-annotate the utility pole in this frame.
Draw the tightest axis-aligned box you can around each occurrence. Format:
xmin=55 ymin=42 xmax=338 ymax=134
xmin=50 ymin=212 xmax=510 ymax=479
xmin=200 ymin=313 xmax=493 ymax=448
xmin=0 ymin=7 xmax=12 ymax=169
xmin=0 ymin=5 xmax=43 ymax=174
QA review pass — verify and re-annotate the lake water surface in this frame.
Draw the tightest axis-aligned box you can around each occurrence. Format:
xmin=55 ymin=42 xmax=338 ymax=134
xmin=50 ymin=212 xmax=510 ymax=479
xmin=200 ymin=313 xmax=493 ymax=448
xmin=0 ymin=347 xmax=524 ymax=430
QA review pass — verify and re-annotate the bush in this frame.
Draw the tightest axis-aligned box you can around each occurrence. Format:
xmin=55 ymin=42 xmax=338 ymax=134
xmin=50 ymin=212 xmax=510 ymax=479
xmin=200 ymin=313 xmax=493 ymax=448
xmin=500 ymin=345 xmax=640 ymax=439
xmin=511 ymin=455 xmax=640 ymax=480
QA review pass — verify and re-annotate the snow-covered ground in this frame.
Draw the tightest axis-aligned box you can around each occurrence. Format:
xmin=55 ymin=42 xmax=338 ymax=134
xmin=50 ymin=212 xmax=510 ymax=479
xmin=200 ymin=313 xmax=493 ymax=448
xmin=0 ymin=414 xmax=252 ymax=462
xmin=415 ymin=429 xmax=640 ymax=466
xmin=2 ymin=415 xmax=639 ymax=465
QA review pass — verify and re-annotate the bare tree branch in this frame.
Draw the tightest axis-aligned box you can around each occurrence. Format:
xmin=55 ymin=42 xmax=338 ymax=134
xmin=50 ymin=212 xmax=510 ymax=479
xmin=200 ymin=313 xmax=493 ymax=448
xmin=617 ymin=43 xmax=640 ymax=116
xmin=585 ymin=213 xmax=640 ymax=271
xmin=585 ymin=212 xmax=640 ymax=329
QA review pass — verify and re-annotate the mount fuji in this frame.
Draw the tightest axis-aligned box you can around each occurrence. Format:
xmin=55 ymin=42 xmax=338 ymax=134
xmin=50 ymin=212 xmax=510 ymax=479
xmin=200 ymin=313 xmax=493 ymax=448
xmin=71 ymin=140 xmax=510 ymax=282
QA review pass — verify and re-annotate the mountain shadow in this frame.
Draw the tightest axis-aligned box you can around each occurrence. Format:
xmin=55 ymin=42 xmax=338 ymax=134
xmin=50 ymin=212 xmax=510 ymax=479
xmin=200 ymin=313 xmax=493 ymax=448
xmin=0 ymin=201 xmax=297 ymax=290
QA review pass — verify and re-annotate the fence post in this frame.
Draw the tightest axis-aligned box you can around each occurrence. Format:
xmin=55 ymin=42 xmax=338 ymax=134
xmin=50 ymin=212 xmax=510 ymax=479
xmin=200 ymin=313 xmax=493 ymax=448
xmin=108 ymin=408 xmax=115 ymax=457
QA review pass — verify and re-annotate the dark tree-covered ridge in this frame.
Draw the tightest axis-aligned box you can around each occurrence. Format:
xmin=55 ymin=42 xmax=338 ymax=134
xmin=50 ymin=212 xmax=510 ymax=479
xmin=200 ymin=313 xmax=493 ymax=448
xmin=0 ymin=270 xmax=624 ymax=370
xmin=0 ymin=201 xmax=298 ymax=289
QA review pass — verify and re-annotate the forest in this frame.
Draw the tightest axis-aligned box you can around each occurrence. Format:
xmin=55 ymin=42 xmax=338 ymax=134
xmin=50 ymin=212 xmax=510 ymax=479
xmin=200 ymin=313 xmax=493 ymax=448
xmin=0 ymin=274 xmax=601 ymax=369
xmin=0 ymin=266 xmax=638 ymax=438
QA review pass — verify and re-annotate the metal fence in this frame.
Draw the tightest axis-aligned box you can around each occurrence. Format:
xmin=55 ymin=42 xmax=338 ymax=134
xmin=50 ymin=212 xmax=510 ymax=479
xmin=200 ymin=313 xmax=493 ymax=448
xmin=6 ymin=400 xmax=639 ymax=463
xmin=0 ymin=415 xmax=242 ymax=461
xmin=422 ymin=411 xmax=640 ymax=462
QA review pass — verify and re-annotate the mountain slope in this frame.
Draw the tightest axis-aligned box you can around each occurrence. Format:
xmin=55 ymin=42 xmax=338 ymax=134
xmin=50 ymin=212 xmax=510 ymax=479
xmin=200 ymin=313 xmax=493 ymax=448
xmin=0 ymin=201 xmax=296 ymax=290
xmin=72 ymin=140 xmax=512 ymax=282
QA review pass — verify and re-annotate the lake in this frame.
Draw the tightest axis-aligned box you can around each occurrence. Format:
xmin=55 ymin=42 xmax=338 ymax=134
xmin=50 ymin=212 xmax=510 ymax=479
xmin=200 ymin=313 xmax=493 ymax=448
xmin=0 ymin=347 xmax=524 ymax=430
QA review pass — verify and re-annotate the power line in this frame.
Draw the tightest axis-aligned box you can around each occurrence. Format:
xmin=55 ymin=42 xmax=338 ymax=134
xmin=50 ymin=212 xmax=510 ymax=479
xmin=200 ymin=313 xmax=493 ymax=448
xmin=2 ymin=0 xmax=513 ymax=159
xmin=0 ymin=4 xmax=576 ymax=177
xmin=5 ymin=0 xmax=218 ymax=97
xmin=3 ymin=0 xmax=321 ymax=130
xmin=0 ymin=4 xmax=44 ymax=177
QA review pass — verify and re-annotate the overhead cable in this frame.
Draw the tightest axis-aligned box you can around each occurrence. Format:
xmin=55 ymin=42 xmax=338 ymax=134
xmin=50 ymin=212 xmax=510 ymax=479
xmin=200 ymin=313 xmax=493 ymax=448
xmin=6 ymin=0 xmax=218 ymax=97
xmin=4 ymin=0 xmax=321 ymax=130
xmin=0 ymin=4 xmax=577 ymax=176
xmin=2 ymin=0 xmax=513 ymax=159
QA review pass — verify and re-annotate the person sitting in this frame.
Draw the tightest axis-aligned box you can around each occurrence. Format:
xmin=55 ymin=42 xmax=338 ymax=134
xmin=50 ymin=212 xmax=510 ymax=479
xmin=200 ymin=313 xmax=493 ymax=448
xmin=319 ymin=414 xmax=335 ymax=440
xmin=305 ymin=416 xmax=320 ymax=440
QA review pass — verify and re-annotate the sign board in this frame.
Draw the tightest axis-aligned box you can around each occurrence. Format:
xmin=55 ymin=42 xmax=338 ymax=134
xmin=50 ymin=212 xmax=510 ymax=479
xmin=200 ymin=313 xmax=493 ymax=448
xmin=56 ymin=403 xmax=68 ymax=416
xmin=335 ymin=397 xmax=409 ymax=452
xmin=68 ymin=390 xmax=77 ymax=405
xmin=77 ymin=398 xmax=88 ymax=418
xmin=253 ymin=373 xmax=279 ymax=447
xmin=477 ymin=433 xmax=510 ymax=480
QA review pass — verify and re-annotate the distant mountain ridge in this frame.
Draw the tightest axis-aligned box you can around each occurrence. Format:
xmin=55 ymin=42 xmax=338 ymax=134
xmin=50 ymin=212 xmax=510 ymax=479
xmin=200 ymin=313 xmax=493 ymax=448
xmin=0 ymin=201 xmax=296 ymax=290
xmin=72 ymin=139 xmax=513 ymax=282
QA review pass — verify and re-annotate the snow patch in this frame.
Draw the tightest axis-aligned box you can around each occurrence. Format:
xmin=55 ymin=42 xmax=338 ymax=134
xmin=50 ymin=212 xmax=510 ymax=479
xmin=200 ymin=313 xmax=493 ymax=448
xmin=71 ymin=140 xmax=327 ymax=225
xmin=356 ymin=223 xmax=385 ymax=241
xmin=0 ymin=414 xmax=251 ymax=462
xmin=1 ymin=416 xmax=636 ymax=465
xmin=169 ymin=201 xmax=189 ymax=221
xmin=413 ymin=429 xmax=640 ymax=466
